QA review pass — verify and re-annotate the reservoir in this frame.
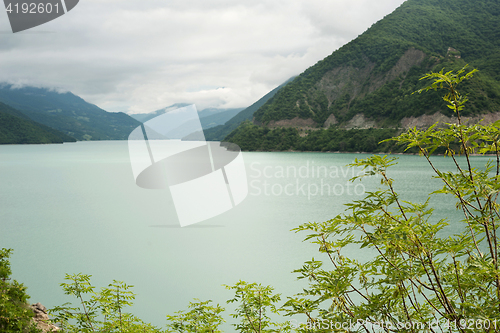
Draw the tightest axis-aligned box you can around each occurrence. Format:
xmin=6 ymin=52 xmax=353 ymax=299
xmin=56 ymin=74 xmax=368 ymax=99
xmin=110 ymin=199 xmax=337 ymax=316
xmin=0 ymin=141 xmax=491 ymax=330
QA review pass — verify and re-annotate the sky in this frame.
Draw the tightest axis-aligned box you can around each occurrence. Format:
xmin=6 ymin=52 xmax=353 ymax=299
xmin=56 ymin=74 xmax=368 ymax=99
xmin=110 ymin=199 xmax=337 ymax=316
xmin=0 ymin=0 xmax=407 ymax=114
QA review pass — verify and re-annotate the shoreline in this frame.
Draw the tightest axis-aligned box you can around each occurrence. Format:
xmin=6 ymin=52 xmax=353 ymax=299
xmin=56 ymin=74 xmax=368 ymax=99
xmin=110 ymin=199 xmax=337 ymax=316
xmin=241 ymin=150 xmax=495 ymax=157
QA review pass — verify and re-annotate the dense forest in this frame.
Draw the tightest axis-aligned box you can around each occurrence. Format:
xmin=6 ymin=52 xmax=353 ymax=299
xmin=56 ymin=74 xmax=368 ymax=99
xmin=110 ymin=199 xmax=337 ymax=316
xmin=225 ymin=121 xmax=410 ymax=153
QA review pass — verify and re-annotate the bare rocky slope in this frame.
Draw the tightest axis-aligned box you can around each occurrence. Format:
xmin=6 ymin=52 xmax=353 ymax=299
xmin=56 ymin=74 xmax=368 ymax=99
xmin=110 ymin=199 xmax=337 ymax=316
xmin=31 ymin=303 xmax=58 ymax=332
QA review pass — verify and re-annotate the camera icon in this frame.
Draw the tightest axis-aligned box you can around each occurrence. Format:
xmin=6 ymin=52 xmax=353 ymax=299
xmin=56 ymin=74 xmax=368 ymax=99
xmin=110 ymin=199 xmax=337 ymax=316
xmin=128 ymin=105 xmax=248 ymax=227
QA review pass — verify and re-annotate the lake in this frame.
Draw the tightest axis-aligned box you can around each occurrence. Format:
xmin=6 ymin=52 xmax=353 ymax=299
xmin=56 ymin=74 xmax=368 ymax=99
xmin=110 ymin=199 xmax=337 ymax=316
xmin=0 ymin=141 xmax=493 ymax=330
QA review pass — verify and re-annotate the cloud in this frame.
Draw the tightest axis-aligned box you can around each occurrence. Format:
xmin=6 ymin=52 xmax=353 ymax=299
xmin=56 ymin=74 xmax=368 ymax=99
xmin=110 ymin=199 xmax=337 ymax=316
xmin=300 ymin=0 xmax=407 ymax=38
xmin=0 ymin=0 xmax=406 ymax=113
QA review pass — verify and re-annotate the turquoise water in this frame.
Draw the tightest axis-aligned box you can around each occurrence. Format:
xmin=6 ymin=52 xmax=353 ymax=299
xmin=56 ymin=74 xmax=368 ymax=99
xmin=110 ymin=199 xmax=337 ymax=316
xmin=0 ymin=141 xmax=494 ymax=330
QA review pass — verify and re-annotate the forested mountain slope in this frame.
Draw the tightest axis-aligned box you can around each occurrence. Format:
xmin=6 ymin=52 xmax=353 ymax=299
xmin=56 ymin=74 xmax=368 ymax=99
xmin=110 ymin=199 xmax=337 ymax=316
xmin=0 ymin=85 xmax=140 ymax=141
xmin=0 ymin=102 xmax=76 ymax=144
xmin=226 ymin=0 xmax=500 ymax=151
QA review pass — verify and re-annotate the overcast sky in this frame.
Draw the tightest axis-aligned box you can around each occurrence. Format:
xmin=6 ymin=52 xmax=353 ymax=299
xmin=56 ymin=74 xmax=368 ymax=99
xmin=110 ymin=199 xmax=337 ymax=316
xmin=0 ymin=0 xmax=406 ymax=114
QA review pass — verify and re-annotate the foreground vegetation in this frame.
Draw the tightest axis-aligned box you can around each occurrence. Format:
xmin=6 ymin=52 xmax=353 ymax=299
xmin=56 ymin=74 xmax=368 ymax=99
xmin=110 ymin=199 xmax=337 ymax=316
xmin=0 ymin=249 xmax=41 ymax=333
xmin=2 ymin=67 xmax=500 ymax=332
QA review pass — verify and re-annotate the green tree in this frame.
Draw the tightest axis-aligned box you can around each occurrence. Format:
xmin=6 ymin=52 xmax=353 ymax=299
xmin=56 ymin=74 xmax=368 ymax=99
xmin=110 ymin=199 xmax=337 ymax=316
xmin=165 ymin=299 xmax=225 ymax=333
xmin=225 ymin=281 xmax=289 ymax=333
xmin=50 ymin=273 xmax=163 ymax=333
xmin=284 ymin=66 xmax=500 ymax=332
xmin=0 ymin=248 xmax=41 ymax=333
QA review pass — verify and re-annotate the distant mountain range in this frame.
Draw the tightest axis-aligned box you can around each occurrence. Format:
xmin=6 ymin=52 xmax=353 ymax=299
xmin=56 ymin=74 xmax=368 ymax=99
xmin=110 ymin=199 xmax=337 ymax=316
xmin=127 ymin=86 xmax=302 ymax=141
xmin=0 ymin=83 xmax=283 ymax=145
xmin=204 ymin=77 xmax=296 ymax=141
xmin=0 ymin=85 xmax=140 ymax=143
xmin=224 ymin=0 xmax=500 ymax=152
xmin=199 ymin=108 xmax=244 ymax=130
xmin=129 ymin=104 xmax=244 ymax=130
xmin=129 ymin=103 xmax=191 ymax=123
xmin=0 ymin=83 xmax=293 ymax=145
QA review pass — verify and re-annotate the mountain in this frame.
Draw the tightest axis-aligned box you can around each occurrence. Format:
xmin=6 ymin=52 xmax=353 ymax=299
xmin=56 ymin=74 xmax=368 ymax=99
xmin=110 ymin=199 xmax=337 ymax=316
xmin=129 ymin=103 xmax=191 ymax=123
xmin=0 ymin=101 xmax=76 ymax=144
xmin=225 ymin=0 xmax=500 ymax=151
xmin=0 ymin=85 xmax=140 ymax=141
xmin=130 ymin=105 xmax=244 ymax=130
xmin=199 ymin=108 xmax=244 ymax=129
xmin=204 ymin=77 xmax=296 ymax=141
xmin=197 ymin=107 xmax=243 ymax=119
